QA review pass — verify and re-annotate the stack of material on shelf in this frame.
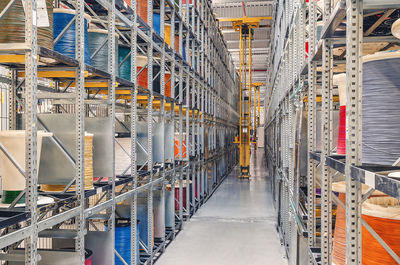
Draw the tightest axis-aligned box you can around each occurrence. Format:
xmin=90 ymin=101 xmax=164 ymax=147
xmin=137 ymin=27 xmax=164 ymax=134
xmin=0 ymin=130 xmax=52 ymax=204
xmin=41 ymin=133 xmax=94 ymax=192
xmin=0 ymin=0 xmax=53 ymax=50
xmin=88 ymin=28 xmax=119 ymax=73
xmin=334 ymin=73 xmax=346 ymax=155
xmin=53 ymin=8 xmax=92 ymax=65
xmin=332 ymin=181 xmax=393 ymax=265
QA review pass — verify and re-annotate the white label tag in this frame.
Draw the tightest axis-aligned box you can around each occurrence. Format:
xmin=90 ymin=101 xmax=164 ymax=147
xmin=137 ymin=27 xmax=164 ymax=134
xmin=37 ymin=0 xmax=47 ymax=9
xmin=37 ymin=8 xmax=49 ymax=27
xmin=365 ymin=171 xmax=375 ymax=189
xmin=33 ymin=10 xmax=37 ymax=26
xmin=21 ymin=0 xmax=49 ymax=28
xmin=37 ymin=0 xmax=49 ymax=28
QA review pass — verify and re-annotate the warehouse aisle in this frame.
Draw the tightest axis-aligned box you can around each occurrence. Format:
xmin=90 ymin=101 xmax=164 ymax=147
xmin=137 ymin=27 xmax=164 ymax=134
xmin=157 ymin=148 xmax=287 ymax=265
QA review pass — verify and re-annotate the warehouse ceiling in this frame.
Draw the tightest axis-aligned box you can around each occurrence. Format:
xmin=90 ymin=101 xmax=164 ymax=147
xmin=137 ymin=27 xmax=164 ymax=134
xmin=212 ymin=0 xmax=273 ymax=108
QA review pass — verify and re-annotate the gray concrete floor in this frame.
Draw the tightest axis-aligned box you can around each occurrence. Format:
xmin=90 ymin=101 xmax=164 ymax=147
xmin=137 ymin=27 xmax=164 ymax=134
xmin=156 ymin=148 xmax=288 ymax=265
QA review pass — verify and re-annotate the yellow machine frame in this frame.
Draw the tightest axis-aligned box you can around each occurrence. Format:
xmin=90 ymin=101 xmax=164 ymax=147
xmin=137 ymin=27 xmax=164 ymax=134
xmin=226 ymin=15 xmax=271 ymax=178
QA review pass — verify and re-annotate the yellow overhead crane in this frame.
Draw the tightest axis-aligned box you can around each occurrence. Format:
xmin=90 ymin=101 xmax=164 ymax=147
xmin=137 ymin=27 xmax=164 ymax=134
xmin=220 ymin=8 xmax=271 ymax=178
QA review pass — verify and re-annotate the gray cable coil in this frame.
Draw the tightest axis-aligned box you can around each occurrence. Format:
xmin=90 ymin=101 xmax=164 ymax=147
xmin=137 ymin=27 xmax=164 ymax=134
xmin=363 ymin=54 xmax=400 ymax=165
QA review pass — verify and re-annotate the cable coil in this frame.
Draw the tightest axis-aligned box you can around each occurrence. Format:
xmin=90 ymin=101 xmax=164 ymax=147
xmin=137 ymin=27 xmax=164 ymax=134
xmin=362 ymin=51 xmax=400 ymax=165
xmin=0 ymin=0 xmax=53 ymax=50
xmin=114 ymin=219 xmax=140 ymax=265
xmin=88 ymin=29 xmax=119 ymax=73
xmin=53 ymin=9 xmax=92 ymax=65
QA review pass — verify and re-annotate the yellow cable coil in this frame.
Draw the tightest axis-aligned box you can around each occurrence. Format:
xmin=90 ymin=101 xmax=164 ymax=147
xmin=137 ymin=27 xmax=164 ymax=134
xmin=41 ymin=134 xmax=94 ymax=192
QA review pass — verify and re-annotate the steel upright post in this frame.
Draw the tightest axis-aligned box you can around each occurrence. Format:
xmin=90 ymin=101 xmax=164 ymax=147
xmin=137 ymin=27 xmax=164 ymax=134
xmin=130 ymin=0 xmax=138 ymax=263
xmin=108 ymin=0 xmax=117 ymax=264
xmin=160 ymin=0 xmax=166 ymax=251
xmin=307 ymin=0 xmax=317 ymax=263
xmin=320 ymin=0 xmax=334 ymax=262
xmin=345 ymin=0 xmax=363 ymax=264
xmin=75 ymin=0 xmax=86 ymax=262
xmin=147 ymin=0 xmax=154 ymax=259
xmin=24 ymin=0 xmax=39 ymax=263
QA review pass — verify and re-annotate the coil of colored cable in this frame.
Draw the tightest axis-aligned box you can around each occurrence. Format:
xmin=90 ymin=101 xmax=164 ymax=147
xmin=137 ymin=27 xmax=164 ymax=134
xmin=332 ymin=182 xmax=393 ymax=265
xmin=118 ymin=46 xmax=132 ymax=81
xmin=114 ymin=219 xmax=140 ymax=265
xmin=334 ymin=51 xmax=400 ymax=164
xmin=53 ymin=8 xmax=91 ymax=65
xmin=41 ymin=133 xmax=94 ymax=192
xmin=0 ymin=0 xmax=53 ymax=50
xmin=88 ymin=29 xmax=119 ymax=73
xmin=153 ymin=13 xmax=161 ymax=35
xmin=334 ymin=73 xmax=346 ymax=155
xmin=362 ymin=51 xmax=400 ymax=165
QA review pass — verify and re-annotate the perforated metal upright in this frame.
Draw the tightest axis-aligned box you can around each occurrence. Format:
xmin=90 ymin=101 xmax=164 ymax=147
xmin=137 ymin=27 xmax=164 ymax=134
xmin=320 ymin=1 xmax=334 ymax=263
xmin=75 ymin=0 xmax=86 ymax=262
xmin=24 ymin=0 xmax=39 ymax=263
xmin=130 ymin=0 xmax=138 ymax=263
xmin=307 ymin=1 xmax=317 ymax=263
xmin=345 ymin=0 xmax=363 ymax=263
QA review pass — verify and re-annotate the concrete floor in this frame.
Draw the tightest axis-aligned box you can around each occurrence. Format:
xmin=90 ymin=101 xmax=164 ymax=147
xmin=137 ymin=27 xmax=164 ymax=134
xmin=156 ymin=148 xmax=288 ymax=265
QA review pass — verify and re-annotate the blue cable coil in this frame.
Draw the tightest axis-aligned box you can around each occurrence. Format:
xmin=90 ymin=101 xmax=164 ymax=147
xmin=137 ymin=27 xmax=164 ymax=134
xmin=53 ymin=9 xmax=91 ymax=65
xmin=107 ymin=220 xmax=140 ymax=265
xmin=182 ymin=41 xmax=186 ymax=61
xmin=153 ymin=13 xmax=161 ymax=35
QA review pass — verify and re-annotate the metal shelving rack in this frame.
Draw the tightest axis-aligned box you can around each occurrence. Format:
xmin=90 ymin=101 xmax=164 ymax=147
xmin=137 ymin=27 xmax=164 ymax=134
xmin=0 ymin=0 xmax=239 ymax=263
xmin=265 ymin=0 xmax=400 ymax=264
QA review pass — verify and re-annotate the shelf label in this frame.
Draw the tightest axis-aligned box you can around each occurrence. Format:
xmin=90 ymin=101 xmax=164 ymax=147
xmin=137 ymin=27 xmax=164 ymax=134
xmin=21 ymin=0 xmax=50 ymax=28
xmin=365 ymin=171 xmax=375 ymax=189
